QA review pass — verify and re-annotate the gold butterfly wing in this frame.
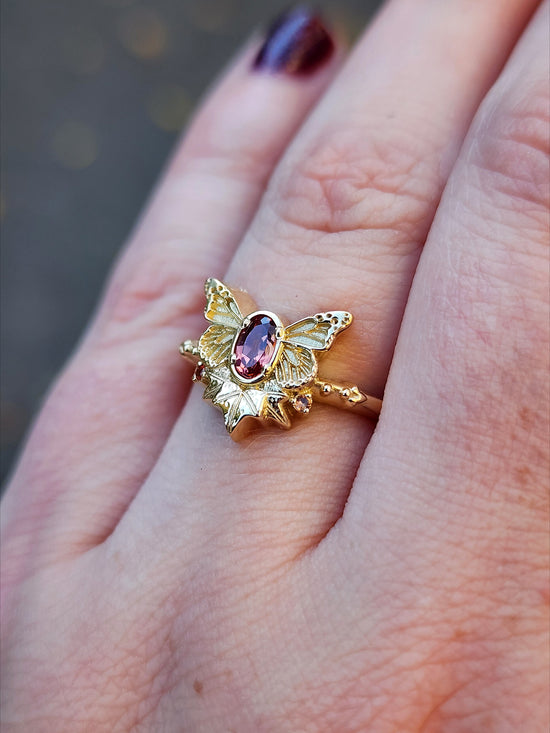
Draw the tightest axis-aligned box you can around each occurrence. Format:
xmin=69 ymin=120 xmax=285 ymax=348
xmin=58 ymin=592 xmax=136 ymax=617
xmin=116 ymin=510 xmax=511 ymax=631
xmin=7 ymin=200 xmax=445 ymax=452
xmin=274 ymin=311 xmax=352 ymax=388
xmin=199 ymin=278 xmax=243 ymax=368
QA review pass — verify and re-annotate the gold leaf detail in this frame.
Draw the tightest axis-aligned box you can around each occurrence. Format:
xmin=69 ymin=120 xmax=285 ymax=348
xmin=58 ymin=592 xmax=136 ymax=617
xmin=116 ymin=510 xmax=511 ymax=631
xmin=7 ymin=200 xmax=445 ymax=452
xmin=202 ymin=369 xmax=289 ymax=433
xmin=262 ymin=390 xmax=291 ymax=428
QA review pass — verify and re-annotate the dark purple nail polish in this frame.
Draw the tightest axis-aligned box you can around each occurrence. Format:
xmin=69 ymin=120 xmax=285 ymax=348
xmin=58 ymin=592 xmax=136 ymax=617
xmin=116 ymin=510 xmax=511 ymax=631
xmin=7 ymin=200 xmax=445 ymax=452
xmin=253 ymin=6 xmax=334 ymax=75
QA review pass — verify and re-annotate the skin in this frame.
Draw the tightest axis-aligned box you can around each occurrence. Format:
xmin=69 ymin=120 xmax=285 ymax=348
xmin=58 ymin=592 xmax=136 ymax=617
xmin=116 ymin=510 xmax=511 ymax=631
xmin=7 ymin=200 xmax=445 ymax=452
xmin=1 ymin=0 xmax=548 ymax=730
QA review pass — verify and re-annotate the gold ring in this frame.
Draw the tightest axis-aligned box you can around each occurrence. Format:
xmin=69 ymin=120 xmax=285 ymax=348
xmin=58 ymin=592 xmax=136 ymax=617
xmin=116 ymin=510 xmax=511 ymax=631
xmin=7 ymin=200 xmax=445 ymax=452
xmin=180 ymin=278 xmax=382 ymax=440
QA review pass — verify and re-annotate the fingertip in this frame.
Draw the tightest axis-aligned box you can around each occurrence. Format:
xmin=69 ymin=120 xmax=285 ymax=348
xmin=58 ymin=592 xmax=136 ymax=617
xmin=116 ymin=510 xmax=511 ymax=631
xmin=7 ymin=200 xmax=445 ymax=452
xmin=252 ymin=6 xmax=337 ymax=76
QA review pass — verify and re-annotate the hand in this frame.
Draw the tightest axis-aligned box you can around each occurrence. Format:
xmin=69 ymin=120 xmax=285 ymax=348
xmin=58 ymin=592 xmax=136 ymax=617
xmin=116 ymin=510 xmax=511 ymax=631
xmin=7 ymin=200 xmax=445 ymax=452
xmin=2 ymin=3 xmax=548 ymax=731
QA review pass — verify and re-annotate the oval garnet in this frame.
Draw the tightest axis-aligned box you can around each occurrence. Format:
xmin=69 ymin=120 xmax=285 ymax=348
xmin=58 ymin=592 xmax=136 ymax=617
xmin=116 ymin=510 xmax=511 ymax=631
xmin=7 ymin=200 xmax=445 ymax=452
xmin=233 ymin=314 xmax=278 ymax=381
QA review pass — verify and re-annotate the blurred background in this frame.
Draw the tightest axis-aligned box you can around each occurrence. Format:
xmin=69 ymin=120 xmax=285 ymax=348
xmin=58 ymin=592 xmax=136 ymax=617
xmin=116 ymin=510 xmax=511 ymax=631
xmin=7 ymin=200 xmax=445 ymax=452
xmin=1 ymin=0 xmax=380 ymax=483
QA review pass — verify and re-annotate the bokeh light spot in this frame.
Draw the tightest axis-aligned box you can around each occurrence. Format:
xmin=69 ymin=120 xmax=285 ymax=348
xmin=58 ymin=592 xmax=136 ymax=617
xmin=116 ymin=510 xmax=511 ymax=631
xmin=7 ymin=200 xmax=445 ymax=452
xmin=117 ymin=7 xmax=168 ymax=60
xmin=50 ymin=121 xmax=100 ymax=170
xmin=147 ymin=84 xmax=193 ymax=132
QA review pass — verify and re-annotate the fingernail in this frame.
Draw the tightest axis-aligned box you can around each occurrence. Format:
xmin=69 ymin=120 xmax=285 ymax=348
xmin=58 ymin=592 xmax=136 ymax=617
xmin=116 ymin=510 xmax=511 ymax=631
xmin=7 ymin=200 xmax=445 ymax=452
xmin=253 ymin=6 xmax=335 ymax=76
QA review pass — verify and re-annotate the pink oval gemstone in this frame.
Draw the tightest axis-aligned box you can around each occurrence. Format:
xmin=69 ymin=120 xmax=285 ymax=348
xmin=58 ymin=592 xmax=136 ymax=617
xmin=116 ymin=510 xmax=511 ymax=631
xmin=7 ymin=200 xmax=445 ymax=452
xmin=233 ymin=314 xmax=278 ymax=380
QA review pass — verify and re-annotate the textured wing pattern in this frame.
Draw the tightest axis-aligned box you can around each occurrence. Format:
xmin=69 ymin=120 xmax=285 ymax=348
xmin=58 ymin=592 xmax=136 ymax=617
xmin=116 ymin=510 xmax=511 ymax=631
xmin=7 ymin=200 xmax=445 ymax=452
xmin=274 ymin=342 xmax=317 ymax=388
xmin=204 ymin=277 xmax=243 ymax=328
xmin=284 ymin=311 xmax=352 ymax=351
xmin=199 ymin=324 xmax=235 ymax=368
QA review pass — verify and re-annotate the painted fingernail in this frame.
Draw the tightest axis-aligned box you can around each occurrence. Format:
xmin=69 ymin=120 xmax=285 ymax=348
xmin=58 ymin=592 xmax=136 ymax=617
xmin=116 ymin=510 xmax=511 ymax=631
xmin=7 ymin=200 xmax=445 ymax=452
xmin=253 ymin=6 xmax=335 ymax=76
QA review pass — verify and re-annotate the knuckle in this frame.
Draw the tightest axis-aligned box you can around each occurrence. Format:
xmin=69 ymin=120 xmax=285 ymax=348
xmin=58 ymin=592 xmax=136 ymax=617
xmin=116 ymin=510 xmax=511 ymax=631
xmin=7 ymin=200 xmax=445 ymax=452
xmin=109 ymin=250 xmax=184 ymax=323
xmin=181 ymin=92 xmax=283 ymax=186
xmin=182 ymin=126 xmax=275 ymax=186
xmin=99 ymin=241 xmax=204 ymax=344
xmin=265 ymin=123 xmax=441 ymax=253
xmin=470 ymin=77 xmax=550 ymax=215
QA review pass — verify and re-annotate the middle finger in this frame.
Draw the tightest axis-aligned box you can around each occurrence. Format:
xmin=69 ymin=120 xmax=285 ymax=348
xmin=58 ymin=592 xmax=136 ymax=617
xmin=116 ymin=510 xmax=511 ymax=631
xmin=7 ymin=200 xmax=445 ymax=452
xmin=122 ymin=0 xmax=539 ymax=564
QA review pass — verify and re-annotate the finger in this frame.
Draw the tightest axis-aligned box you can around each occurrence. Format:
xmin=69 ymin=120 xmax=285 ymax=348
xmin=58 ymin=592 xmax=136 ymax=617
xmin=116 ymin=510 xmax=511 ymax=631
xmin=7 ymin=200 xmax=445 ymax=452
xmin=1 ymin=10 xmax=343 ymax=573
xmin=342 ymin=3 xmax=548 ymax=721
xmin=123 ymin=0 xmax=540 ymax=568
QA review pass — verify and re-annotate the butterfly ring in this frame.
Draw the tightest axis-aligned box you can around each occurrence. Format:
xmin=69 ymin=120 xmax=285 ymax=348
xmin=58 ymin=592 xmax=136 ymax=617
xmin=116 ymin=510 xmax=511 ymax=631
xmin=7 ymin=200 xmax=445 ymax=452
xmin=180 ymin=278 xmax=382 ymax=440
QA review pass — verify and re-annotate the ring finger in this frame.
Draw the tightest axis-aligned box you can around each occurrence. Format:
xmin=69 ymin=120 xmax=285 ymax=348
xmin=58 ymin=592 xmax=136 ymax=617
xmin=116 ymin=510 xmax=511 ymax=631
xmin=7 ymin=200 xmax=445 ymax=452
xmin=123 ymin=0 xmax=541 ymax=566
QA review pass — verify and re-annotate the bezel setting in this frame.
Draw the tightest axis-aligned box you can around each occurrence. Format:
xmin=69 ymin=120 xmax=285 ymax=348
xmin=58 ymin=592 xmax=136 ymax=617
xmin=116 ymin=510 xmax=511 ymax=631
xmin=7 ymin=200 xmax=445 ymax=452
xmin=229 ymin=309 xmax=284 ymax=385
